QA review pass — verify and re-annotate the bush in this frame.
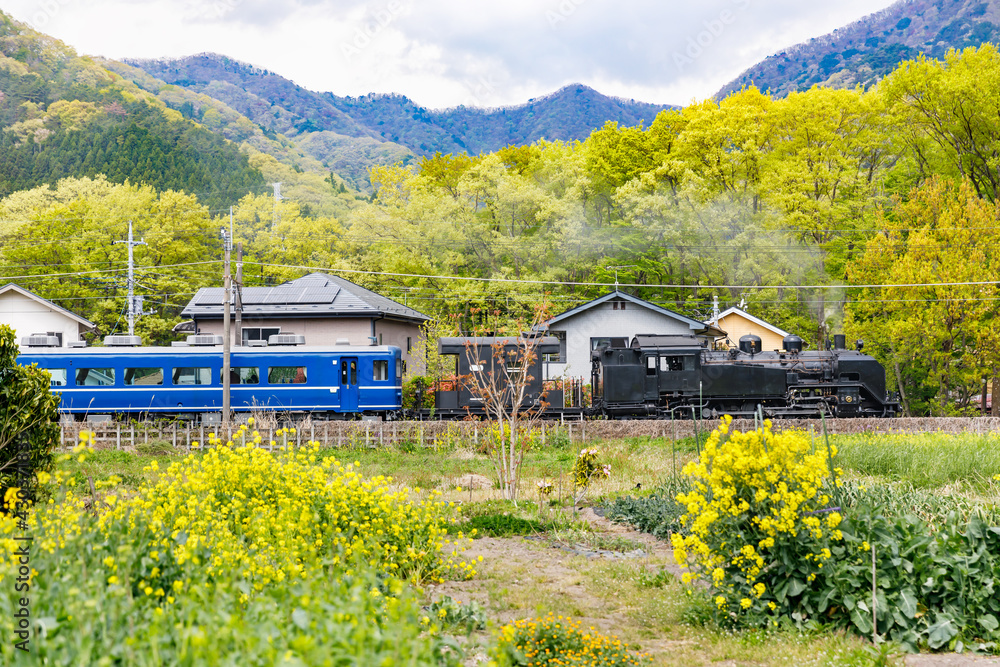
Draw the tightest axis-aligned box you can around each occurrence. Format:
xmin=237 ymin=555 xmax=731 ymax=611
xmin=0 ymin=438 xmax=479 ymax=663
xmin=604 ymin=477 xmax=691 ymax=539
xmin=670 ymin=416 xmax=842 ymax=626
xmin=0 ymin=324 xmax=59 ymax=501
xmin=492 ymin=615 xmax=648 ymax=666
xmin=403 ymin=375 xmax=434 ymax=411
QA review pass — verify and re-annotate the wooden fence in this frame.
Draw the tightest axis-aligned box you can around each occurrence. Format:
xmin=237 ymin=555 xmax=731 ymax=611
xmin=58 ymin=416 xmax=1000 ymax=452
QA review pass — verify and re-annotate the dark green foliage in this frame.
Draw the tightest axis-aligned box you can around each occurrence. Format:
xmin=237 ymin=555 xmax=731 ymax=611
xmin=797 ymin=508 xmax=1000 ymax=653
xmin=603 ymin=477 xmax=691 ymax=539
xmin=0 ymin=324 xmax=59 ymax=499
xmin=402 ymin=375 xmax=433 ymax=411
xmin=0 ymin=109 xmax=264 ymax=211
xmin=453 ymin=513 xmax=553 ymax=537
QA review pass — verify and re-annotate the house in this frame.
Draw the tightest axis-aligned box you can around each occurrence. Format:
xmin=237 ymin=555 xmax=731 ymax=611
xmin=541 ymin=291 xmax=725 ymax=380
xmin=0 ymin=283 xmax=95 ymax=347
xmin=709 ymin=306 xmax=790 ymax=352
xmin=180 ymin=273 xmax=431 ymax=375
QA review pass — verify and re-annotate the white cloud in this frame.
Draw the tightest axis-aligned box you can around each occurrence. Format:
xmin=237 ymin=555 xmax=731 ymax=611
xmin=3 ymin=0 xmax=898 ymax=107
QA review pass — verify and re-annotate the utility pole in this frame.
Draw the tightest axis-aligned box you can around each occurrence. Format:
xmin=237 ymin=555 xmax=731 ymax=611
xmin=222 ymin=212 xmax=232 ymax=432
xmin=235 ymin=241 xmax=243 ymax=346
xmin=271 ymin=182 xmax=282 ymax=232
xmin=114 ymin=220 xmax=146 ymax=337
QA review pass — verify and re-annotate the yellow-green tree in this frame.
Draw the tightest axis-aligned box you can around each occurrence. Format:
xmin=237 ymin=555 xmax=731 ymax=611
xmin=845 ymin=177 xmax=1000 ymax=415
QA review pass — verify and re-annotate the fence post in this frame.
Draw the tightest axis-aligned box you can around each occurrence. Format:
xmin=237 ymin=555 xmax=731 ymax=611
xmin=116 ymin=424 xmax=121 ymax=451
xmin=172 ymin=423 xmax=177 ymax=449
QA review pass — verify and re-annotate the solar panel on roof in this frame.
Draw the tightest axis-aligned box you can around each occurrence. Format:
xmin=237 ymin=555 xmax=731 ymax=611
xmin=263 ymin=288 xmax=301 ymax=304
xmin=297 ymin=286 xmax=337 ymax=303
xmin=240 ymin=287 xmax=272 ymax=305
xmin=194 ymin=289 xmax=224 ymax=306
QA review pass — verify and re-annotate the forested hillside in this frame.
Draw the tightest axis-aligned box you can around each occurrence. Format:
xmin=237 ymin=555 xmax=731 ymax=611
xmin=0 ymin=13 xmax=263 ymax=210
xmin=128 ymin=54 xmax=670 ymax=160
xmin=718 ymin=0 xmax=1000 ymax=97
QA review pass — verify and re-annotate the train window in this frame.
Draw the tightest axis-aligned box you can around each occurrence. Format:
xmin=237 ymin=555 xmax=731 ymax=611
xmin=646 ymin=356 xmax=657 ymax=376
xmin=172 ymin=367 xmax=213 ymax=385
xmin=373 ymin=360 xmax=388 ymax=381
xmin=125 ymin=367 xmax=163 ymax=386
xmin=76 ymin=368 xmax=115 ymax=386
xmin=662 ymin=356 xmax=686 ymax=372
xmin=269 ymin=366 xmax=307 ymax=384
xmin=221 ymin=367 xmax=259 ymax=385
xmin=350 ymin=361 xmax=357 ymax=385
xmin=397 ymin=358 xmax=403 ymax=378
xmin=48 ymin=368 xmax=67 ymax=387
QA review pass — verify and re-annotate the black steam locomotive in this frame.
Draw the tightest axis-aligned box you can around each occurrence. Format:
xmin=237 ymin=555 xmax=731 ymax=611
xmin=589 ymin=333 xmax=900 ymax=419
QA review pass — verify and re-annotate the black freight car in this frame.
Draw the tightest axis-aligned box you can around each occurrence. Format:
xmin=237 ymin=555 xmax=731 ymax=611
xmin=433 ymin=336 xmax=561 ymax=418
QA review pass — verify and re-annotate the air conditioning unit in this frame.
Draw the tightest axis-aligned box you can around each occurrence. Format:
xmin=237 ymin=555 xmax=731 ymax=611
xmin=21 ymin=334 xmax=61 ymax=347
xmin=246 ymin=340 xmax=268 ymax=347
xmin=104 ymin=335 xmax=142 ymax=347
xmin=186 ymin=334 xmax=224 ymax=346
xmin=335 ymin=338 xmax=350 ymax=346
xmin=67 ymin=340 xmax=88 ymax=348
xmin=268 ymin=333 xmax=305 ymax=346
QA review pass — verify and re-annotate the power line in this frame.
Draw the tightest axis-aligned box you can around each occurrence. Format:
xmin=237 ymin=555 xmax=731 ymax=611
xmin=248 ymin=261 xmax=1000 ymax=291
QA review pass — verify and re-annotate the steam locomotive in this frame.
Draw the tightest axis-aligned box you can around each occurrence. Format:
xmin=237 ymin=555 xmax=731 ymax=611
xmin=589 ymin=333 xmax=900 ymax=419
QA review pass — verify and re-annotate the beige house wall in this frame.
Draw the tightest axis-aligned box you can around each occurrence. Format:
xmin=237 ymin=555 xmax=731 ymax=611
xmin=196 ymin=316 xmax=426 ymax=376
xmin=716 ymin=313 xmax=786 ymax=352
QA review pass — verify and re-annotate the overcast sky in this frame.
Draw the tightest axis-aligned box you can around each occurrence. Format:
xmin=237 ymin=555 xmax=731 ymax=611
xmin=4 ymin=0 xmax=898 ymax=108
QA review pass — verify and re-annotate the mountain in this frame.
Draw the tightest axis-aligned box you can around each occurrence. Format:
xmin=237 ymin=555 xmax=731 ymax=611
xmin=0 ymin=12 xmax=264 ymax=209
xmin=127 ymin=53 xmax=672 ymax=159
xmin=718 ymin=0 xmax=1000 ymax=98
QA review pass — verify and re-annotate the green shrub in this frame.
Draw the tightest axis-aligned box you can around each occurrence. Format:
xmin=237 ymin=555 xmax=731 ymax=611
xmin=603 ymin=477 xmax=691 ymax=539
xmin=0 ymin=324 xmax=59 ymax=501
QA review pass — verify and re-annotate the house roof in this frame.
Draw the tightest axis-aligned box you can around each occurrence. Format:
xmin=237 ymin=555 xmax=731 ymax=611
xmin=181 ymin=273 xmax=431 ymax=322
xmin=543 ymin=291 xmax=726 ymax=337
xmin=711 ymin=306 xmax=789 ymax=338
xmin=0 ymin=283 xmax=96 ymax=328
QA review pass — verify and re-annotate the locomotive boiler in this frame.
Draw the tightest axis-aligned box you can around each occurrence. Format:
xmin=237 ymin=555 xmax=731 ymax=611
xmin=590 ymin=333 xmax=900 ymax=419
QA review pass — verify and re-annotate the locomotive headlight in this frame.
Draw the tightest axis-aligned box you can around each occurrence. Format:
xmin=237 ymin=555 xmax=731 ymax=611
xmin=845 ymin=395 xmax=853 ymax=402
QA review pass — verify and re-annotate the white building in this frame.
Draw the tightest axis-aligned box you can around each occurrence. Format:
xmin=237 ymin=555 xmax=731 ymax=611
xmin=541 ymin=291 xmax=725 ymax=381
xmin=0 ymin=283 xmax=95 ymax=347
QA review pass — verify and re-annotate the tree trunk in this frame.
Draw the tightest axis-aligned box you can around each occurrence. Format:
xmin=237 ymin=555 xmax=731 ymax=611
xmin=993 ymin=367 xmax=999 ymax=417
xmin=888 ymin=338 xmax=911 ymax=417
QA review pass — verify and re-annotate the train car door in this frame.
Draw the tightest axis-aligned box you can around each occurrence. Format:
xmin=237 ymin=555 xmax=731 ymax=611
xmin=340 ymin=358 xmax=359 ymax=411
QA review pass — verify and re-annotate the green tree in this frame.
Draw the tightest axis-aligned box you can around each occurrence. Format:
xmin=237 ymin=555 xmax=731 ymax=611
xmin=845 ymin=178 xmax=1000 ymax=415
xmin=0 ymin=324 xmax=59 ymax=500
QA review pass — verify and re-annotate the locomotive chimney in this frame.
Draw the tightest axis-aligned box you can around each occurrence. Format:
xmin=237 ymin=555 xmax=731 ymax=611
xmin=833 ymin=334 xmax=846 ymax=350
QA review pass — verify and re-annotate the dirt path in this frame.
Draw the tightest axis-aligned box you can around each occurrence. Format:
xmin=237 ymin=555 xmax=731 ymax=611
xmin=431 ymin=508 xmax=1000 ymax=666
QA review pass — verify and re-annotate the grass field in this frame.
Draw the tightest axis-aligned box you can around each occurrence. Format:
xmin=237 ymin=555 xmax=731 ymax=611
xmin=18 ymin=422 xmax=1000 ymax=665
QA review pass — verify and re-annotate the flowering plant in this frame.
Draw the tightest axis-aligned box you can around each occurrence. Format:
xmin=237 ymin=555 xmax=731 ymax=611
xmin=670 ymin=416 xmax=842 ymax=626
xmin=573 ymin=448 xmax=611 ymax=503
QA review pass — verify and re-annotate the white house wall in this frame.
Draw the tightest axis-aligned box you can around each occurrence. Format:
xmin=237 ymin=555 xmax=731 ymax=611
xmin=1 ymin=291 xmax=85 ymax=347
xmin=545 ymin=302 xmax=694 ymax=381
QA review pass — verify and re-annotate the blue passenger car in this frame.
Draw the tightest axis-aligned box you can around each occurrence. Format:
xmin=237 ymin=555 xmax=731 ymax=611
xmin=17 ymin=341 xmax=403 ymax=420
